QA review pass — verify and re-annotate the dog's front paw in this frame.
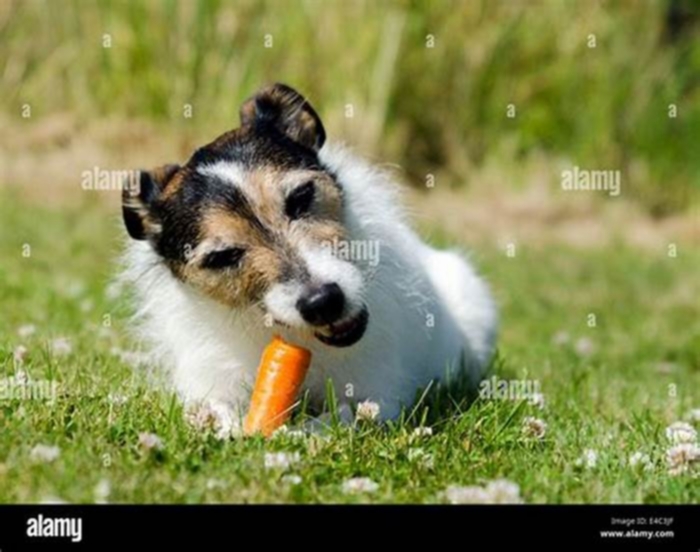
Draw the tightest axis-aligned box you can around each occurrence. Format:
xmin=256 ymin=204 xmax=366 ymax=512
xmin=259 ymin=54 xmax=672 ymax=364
xmin=184 ymin=399 xmax=244 ymax=440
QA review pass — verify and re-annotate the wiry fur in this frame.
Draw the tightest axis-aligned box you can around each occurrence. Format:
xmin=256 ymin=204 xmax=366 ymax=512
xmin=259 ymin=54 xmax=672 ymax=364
xmin=121 ymin=141 xmax=497 ymax=435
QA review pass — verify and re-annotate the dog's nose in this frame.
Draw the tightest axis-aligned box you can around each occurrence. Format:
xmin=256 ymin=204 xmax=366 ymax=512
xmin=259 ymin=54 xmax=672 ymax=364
xmin=297 ymin=283 xmax=345 ymax=326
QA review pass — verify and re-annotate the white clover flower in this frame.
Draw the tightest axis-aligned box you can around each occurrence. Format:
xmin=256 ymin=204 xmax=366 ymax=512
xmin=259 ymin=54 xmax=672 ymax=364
xmin=341 ymin=477 xmax=379 ymax=494
xmin=665 ymin=421 xmax=697 ymax=445
xmin=407 ymin=448 xmax=435 ymax=469
xmin=185 ymin=402 xmax=221 ymax=431
xmin=94 ymin=478 xmax=111 ymax=503
xmin=184 ymin=401 xmax=241 ymax=440
xmin=206 ymin=478 xmax=227 ymax=490
xmin=281 ymin=474 xmax=303 ymax=485
xmin=444 ymin=485 xmax=491 ymax=504
xmin=687 ymin=409 xmax=700 ymax=423
xmin=485 ymin=479 xmax=523 ymax=504
xmin=628 ymin=452 xmax=653 ymax=471
xmin=666 ymin=443 xmax=700 ymax=476
xmin=13 ymin=346 xmax=28 ymax=364
xmin=138 ymin=432 xmax=163 ymax=452
xmin=271 ymin=425 xmax=307 ymax=441
xmin=271 ymin=425 xmax=290 ymax=437
xmin=264 ymin=452 xmax=300 ymax=470
xmin=444 ymin=479 xmax=522 ymax=504
xmin=30 ymin=444 xmax=60 ymax=463
xmin=107 ymin=393 xmax=129 ymax=406
xmin=17 ymin=324 xmax=36 ymax=338
xmin=574 ymin=337 xmax=596 ymax=357
xmin=355 ymin=400 xmax=380 ymax=422
xmin=575 ymin=449 xmax=598 ymax=469
xmin=50 ymin=337 xmax=73 ymax=356
xmin=411 ymin=426 xmax=433 ymax=438
xmin=522 ymin=417 xmax=547 ymax=440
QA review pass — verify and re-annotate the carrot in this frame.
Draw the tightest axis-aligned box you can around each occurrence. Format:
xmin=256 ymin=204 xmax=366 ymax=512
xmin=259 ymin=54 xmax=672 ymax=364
xmin=243 ymin=335 xmax=312 ymax=437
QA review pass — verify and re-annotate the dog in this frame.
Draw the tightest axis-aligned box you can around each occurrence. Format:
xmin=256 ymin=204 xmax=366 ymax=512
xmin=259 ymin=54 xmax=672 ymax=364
xmin=120 ymin=83 xmax=497 ymax=436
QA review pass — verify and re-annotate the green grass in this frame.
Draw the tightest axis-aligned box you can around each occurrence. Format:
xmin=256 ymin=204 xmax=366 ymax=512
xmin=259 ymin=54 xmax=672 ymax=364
xmin=0 ymin=193 xmax=698 ymax=504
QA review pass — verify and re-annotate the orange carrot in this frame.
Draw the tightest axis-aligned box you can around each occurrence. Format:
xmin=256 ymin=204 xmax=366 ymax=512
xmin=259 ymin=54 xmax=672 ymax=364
xmin=243 ymin=335 xmax=312 ymax=437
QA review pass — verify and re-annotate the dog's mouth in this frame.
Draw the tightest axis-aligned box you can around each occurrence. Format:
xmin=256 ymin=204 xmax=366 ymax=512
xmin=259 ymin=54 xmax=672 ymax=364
xmin=314 ymin=306 xmax=369 ymax=348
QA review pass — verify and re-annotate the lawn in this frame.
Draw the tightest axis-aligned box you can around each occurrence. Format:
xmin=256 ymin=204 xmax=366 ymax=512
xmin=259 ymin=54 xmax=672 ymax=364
xmin=1 ymin=192 xmax=698 ymax=504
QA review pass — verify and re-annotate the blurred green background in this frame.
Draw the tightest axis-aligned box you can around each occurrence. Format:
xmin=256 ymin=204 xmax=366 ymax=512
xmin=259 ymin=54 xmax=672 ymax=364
xmin=1 ymin=0 xmax=699 ymax=215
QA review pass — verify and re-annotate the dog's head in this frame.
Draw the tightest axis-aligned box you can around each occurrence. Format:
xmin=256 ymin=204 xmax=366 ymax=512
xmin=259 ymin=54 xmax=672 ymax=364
xmin=122 ymin=83 xmax=368 ymax=347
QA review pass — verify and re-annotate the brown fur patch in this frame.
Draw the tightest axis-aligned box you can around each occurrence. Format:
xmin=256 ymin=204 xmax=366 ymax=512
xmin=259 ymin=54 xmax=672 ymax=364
xmin=177 ymin=243 xmax=282 ymax=308
xmin=150 ymin=163 xmax=180 ymax=189
xmin=160 ymin=169 xmax=186 ymax=199
xmin=171 ymin=168 xmax=345 ymax=308
xmin=201 ymin=208 xmax=270 ymax=245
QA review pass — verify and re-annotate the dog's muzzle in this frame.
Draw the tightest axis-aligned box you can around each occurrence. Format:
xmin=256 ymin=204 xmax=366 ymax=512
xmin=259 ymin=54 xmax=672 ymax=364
xmin=314 ymin=306 xmax=369 ymax=347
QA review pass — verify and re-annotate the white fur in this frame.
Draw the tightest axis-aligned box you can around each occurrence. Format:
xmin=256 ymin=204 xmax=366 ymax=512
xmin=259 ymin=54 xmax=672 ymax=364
xmin=263 ymin=281 xmax=306 ymax=327
xmin=120 ymin=143 xmax=498 ymax=435
xmin=198 ymin=161 xmax=245 ymax=186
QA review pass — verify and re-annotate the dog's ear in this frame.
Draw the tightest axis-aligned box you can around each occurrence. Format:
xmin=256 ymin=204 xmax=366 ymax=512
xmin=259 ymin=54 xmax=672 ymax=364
xmin=122 ymin=164 xmax=180 ymax=241
xmin=240 ymin=83 xmax=326 ymax=151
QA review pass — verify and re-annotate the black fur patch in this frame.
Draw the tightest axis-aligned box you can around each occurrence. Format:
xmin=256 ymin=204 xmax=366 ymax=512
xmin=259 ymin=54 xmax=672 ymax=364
xmin=240 ymin=83 xmax=326 ymax=151
xmin=124 ymin=84 xmax=339 ymax=267
xmin=200 ymin=247 xmax=246 ymax=270
xmin=190 ymin=130 xmax=323 ymax=174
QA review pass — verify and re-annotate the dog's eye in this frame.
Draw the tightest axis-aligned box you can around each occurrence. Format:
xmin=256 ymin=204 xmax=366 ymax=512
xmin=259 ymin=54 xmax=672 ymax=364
xmin=201 ymin=247 xmax=245 ymax=270
xmin=285 ymin=181 xmax=315 ymax=220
